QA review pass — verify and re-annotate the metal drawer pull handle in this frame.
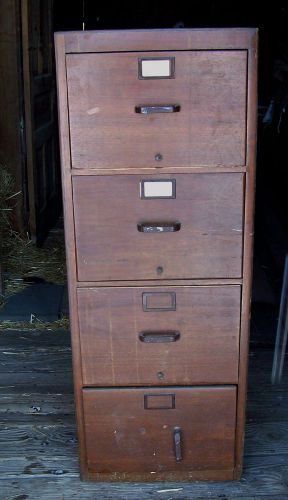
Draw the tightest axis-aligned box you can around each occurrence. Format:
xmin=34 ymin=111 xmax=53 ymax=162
xmin=137 ymin=222 xmax=181 ymax=233
xmin=135 ymin=104 xmax=181 ymax=114
xmin=139 ymin=331 xmax=180 ymax=343
xmin=174 ymin=427 xmax=183 ymax=462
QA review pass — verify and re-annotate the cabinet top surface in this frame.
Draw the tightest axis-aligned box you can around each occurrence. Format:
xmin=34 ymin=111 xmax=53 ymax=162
xmin=55 ymin=28 xmax=258 ymax=53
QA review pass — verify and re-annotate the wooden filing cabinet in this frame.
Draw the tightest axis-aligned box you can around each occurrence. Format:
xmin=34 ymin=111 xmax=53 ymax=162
xmin=55 ymin=28 xmax=258 ymax=481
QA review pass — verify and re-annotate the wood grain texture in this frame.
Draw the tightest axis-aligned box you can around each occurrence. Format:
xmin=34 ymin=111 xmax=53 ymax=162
xmin=82 ymin=386 xmax=236 ymax=474
xmin=0 ymin=0 xmax=26 ymax=232
xmin=21 ymin=0 xmax=37 ymax=236
xmin=83 ymin=468 xmax=235 ymax=482
xmin=0 ymin=393 xmax=75 ymax=423
xmin=71 ymin=166 xmax=247 ymax=175
xmin=0 ymin=345 xmax=71 ymax=373
xmin=1 ymin=327 xmax=288 ymax=495
xmin=54 ymin=28 xmax=258 ymax=481
xmin=58 ymin=28 xmax=257 ymax=53
xmin=77 ymin=285 xmax=241 ymax=385
xmin=21 ymin=0 xmax=62 ymax=243
xmin=77 ymin=279 xmax=243 ymax=287
xmin=73 ymin=173 xmax=244 ymax=281
xmin=0 ymin=424 xmax=77 ymax=457
xmin=1 ymin=475 xmax=288 ymax=499
xmin=234 ymin=29 xmax=258 ymax=480
xmin=54 ymin=33 xmax=88 ymax=479
xmin=67 ymin=51 xmax=247 ymax=169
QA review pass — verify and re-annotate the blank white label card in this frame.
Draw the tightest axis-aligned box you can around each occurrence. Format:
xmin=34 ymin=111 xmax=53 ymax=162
xmin=140 ymin=180 xmax=176 ymax=199
xmin=139 ymin=58 xmax=175 ymax=79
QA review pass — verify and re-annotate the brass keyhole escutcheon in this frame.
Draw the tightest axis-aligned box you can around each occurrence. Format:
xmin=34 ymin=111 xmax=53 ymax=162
xmin=157 ymin=371 xmax=165 ymax=380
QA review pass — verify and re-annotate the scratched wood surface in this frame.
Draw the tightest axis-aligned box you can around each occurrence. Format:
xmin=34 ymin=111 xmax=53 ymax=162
xmin=66 ymin=50 xmax=247 ymax=169
xmin=83 ymin=386 xmax=236 ymax=474
xmin=77 ymin=285 xmax=241 ymax=385
xmin=55 ymin=29 xmax=258 ymax=481
xmin=73 ymin=173 xmax=244 ymax=281
xmin=0 ymin=329 xmax=287 ymax=499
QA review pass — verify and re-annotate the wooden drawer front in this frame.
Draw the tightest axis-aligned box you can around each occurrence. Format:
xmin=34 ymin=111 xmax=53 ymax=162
xmin=82 ymin=386 xmax=236 ymax=473
xmin=73 ymin=173 xmax=244 ymax=281
xmin=78 ymin=286 xmax=240 ymax=385
xmin=66 ymin=51 xmax=247 ymax=169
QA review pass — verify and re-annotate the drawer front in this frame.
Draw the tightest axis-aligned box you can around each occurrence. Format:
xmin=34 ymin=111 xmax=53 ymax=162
xmin=78 ymin=285 xmax=240 ymax=385
xmin=82 ymin=386 xmax=236 ymax=473
xmin=73 ymin=173 xmax=244 ymax=281
xmin=67 ymin=51 xmax=247 ymax=169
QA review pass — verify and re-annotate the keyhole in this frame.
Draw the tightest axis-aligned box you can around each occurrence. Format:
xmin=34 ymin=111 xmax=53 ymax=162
xmin=157 ymin=371 xmax=165 ymax=380
xmin=157 ymin=266 xmax=163 ymax=275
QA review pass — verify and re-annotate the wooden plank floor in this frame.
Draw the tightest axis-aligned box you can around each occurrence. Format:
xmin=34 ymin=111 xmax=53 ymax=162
xmin=0 ymin=329 xmax=288 ymax=500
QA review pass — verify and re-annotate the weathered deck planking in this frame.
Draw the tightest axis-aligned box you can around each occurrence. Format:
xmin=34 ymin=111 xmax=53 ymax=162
xmin=0 ymin=329 xmax=287 ymax=499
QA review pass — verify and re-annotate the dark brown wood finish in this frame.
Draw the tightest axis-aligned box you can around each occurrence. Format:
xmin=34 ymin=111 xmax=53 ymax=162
xmin=77 ymin=278 xmax=243 ymax=287
xmin=62 ymin=28 xmax=256 ymax=53
xmin=21 ymin=0 xmax=62 ymax=243
xmin=54 ymin=28 xmax=258 ymax=481
xmin=73 ymin=173 xmax=244 ymax=281
xmin=82 ymin=386 xmax=237 ymax=474
xmin=54 ymin=34 xmax=88 ymax=479
xmin=234 ymin=29 xmax=258 ymax=479
xmin=67 ymin=51 xmax=247 ymax=169
xmin=77 ymin=286 xmax=241 ymax=385
xmin=72 ymin=166 xmax=247 ymax=175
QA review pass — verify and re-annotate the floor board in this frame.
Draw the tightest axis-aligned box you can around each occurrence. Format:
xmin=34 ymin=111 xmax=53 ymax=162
xmin=0 ymin=329 xmax=287 ymax=500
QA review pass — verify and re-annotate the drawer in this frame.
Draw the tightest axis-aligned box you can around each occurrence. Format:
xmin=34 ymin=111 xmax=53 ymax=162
xmin=73 ymin=173 xmax=244 ymax=281
xmin=66 ymin=50 xmax=247 ymax=169
xmin=82 ymin=386 xmax=236 ymax=473
xmin=78 ymin=285 xmax=240 ymax=385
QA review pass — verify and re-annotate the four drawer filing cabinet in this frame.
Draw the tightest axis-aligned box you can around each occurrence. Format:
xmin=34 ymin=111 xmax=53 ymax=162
xmin=55 ymin=28 xmax=258 ymax=481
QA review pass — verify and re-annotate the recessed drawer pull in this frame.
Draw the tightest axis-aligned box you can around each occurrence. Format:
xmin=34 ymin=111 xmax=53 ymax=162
xmin=139 ymin=331 xmax=180 ymax=343
xmin=174 ymin=427 xmax=183 ymax=462
xmin=137 ymin=222 xmax=181 ymax=233
xmin=135 ymin=104 xmax=181 ymax=114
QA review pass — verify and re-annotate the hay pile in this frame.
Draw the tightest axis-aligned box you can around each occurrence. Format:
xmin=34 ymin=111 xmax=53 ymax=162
xmin=0 ymin=316 xmax=70 ymax=331
xmin=0 ymin=167 xmax=66 ymax=305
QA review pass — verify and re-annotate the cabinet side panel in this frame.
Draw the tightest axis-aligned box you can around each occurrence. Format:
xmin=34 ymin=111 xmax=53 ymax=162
xmin=234 ymin=30 xmax=258 ymax=479
xmin=54 ymin=33 xmax=87 ymax=479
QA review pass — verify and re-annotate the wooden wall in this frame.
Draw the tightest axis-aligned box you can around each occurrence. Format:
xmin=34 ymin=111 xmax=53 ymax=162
xmin=0 ymin=0 xmax=27 ymax=233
